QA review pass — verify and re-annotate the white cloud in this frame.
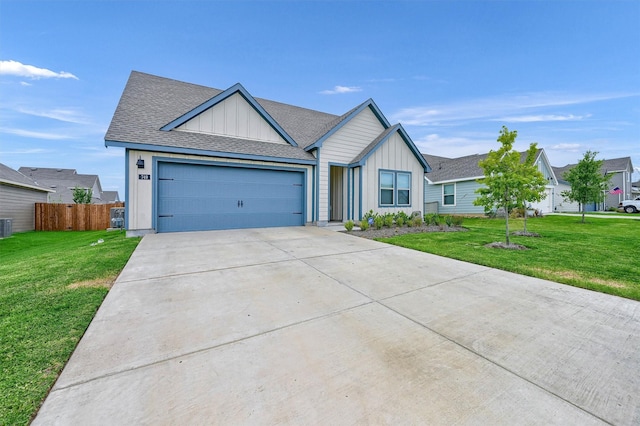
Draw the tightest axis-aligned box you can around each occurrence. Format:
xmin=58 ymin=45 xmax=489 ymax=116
xmin=392 ymin=92 xmax=638 ymax=126
xmin=0 ymin=127 xmax=72 ymax=140
xmin=17 ymin=107 xmax=88 ymax=124
xmin=319 ymin=85 xmax=362 ymax=95
xmin=20 ymin=81 xmax=32 ymax=87
xmin=493 ymin=114 xmax=591 ymax=123
xmin=0 ymin=60 xmax=78 ymax=80
xmin=548 ymin=143 xmax=582 ymax=152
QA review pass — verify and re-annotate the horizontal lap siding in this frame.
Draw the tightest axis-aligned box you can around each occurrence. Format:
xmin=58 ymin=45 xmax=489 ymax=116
xmin=0 ymin=184 xmax=49 ymax=232
xmin=424 ymin=180 xmax=485 ymax=214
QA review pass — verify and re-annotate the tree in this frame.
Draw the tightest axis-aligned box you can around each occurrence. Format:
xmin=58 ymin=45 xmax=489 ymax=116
xmin=517 ymin=143 xmax=548 ymax=234
xmin=72 ymin=186 xmax=93 ymax=204
xmin=473 ymin=126 xmax=546 ymax=245
xmin=561 ymin=150 xmax=611 ymax=223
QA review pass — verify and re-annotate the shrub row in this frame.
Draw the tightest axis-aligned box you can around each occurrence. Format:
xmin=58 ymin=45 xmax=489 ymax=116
xmin=344 ymin=211 xmax=464 ymax=231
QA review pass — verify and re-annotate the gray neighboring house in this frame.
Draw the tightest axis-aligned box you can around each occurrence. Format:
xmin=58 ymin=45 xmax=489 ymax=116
xmin=423 ymin=149 xmax=557 ymax=215
xmin=552 ymin=156 xmax=634 ymax=211
xmin=17 ymin=167 xmax=118 ymax=205
xmin=0 ymin=163 xmax=53 ymax=233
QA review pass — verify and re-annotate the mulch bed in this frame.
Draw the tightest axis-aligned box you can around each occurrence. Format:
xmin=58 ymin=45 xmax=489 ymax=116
xmin=343 ymin=225 xmax=468 ymax=239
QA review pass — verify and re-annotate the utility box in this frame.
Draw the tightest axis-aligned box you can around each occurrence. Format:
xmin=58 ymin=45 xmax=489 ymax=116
xmin=110 ymin=208 xmax=125 ymax=229
xmin=0 ymin=218 xmax=13 ymax=238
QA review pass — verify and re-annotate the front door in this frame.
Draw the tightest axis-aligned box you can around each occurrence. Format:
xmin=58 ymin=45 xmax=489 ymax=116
xmin=330 ymin=166 xmax=344 ymax=222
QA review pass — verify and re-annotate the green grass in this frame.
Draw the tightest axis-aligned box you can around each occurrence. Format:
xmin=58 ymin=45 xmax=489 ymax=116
xmin=0 ymin=230 xmax=140 ymax=425
xmin=379 ymin=215 xmax=640 ymax=301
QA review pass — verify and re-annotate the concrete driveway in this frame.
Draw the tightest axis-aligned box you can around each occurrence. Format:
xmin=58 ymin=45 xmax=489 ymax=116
xmin=34 ymin=227 xmax=639 ymax=425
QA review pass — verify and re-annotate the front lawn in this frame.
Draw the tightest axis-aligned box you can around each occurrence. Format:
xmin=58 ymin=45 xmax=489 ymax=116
xmin=379 ymin=215 xmax=640 ymax=301
xmin=0 ymin=230 xmax=140 ymax=425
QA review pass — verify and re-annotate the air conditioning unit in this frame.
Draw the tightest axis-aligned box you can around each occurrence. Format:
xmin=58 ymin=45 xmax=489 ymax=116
xmin=110 ymin=208 xmax=125 ymax=229
xmin=0 ymin=218 xmax=13 ymax=238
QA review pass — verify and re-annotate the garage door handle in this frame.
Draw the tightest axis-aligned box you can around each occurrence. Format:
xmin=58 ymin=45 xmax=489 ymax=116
xmin=238 ymin=200 xmax=244 ymax=208
xmin=159 ymin=214 xmax=174 ymax=218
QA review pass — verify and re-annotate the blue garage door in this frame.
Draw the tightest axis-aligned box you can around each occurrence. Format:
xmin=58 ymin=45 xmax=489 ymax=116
xmin=157 ymin=162 xmax=304 ymax=233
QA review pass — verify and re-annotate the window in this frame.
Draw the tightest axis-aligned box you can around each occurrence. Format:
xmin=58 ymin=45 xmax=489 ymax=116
xmin=380 ymin=171 xmax=394 ymax=206
xmin=379 ymin=170 xmax=412 ymax=207
xmin=397 ymin=173 xmax=411 ymax=206
xmin=443 ymin=183 xmax=455 ymax=206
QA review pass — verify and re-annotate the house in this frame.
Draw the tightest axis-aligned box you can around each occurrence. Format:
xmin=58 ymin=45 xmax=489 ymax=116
xmin=105 ymin=71 xmax=430 ymax=235
xmin=552 ymin=156 xmax=634 ymax=211
xmin=0 ymin=163 xmax=53 ymax=233
xmin=17 ymin=167 xmax=118 ymax=205
xmin=423 ymin=149 xmax=557 ymax=215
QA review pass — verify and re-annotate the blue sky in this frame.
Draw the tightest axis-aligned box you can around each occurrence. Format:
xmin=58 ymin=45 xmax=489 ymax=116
xmin=1 ymin=0 xmax=639 ymax=197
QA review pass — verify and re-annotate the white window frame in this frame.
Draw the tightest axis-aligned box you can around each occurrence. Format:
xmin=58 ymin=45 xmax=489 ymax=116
xmin=443 ymin=183 xmax=456 ymax=206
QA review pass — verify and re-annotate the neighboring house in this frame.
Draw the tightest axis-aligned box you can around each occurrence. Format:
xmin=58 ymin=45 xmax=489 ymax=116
xmin=423 ymin=149 xmax=557 ymax=215
xmin=105 ymin=71 xmax=430 ymax=235
xmin=0 ymin=163 xmax=53 ymax=233
xmin=17 ymin=167 xmax=118 ymax=205
xmin=552 ymin=157 xmax=634 ymax=211
xmin=632 ymin=181 xmax=640 ymax=199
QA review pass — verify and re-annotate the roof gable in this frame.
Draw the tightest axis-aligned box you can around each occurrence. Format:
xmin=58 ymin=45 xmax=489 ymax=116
xmin=351 ymin=124 xmax=431 ymax=172
xmin=304 ymin=99 xmax=391 ymax=151
xmin=160 ymin=83 xmax=298 ymax=147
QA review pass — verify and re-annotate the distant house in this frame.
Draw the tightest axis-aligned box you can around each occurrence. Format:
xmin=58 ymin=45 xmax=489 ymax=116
xmin=104 ymin=71 xmax=430 ymax=235
xmin=0 ymin=163 xmax=53 ymax=232
xmin=423 ymin=149 xmax=557 ymax=215
xmin=552 ymin=157 xmax=634 ymax=211
xmin=17 ymin=167 xmax=119 ymax=205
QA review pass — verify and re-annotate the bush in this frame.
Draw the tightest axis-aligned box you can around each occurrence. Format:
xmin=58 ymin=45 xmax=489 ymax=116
xmin=424 ymin=213 xmax=440 ymax=226
xmin=359 ymin=219 xmax=369 ymax=231
xmin=374 ymin=216 xmax=384 ymax=230
xmin=344 ymin=220 xmax=354 ymax=232
xmin=444 ymin=215 xmax=454 ymax=227
xmin=452 ymin=215 xmax=464 ymax=227
xmin=383 ymin=213 xmax=394 ymax=227
xmin=395 ymin=211 xmax=409 ymax=226
xmin=410 ymin=215 xmax=423 ymax=227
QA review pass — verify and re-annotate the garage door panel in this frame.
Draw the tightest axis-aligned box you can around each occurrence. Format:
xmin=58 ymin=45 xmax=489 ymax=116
xmin=157 ymin=162 xmax=304 ymax=232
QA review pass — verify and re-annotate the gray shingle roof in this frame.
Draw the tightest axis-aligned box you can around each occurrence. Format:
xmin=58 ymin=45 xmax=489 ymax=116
xmin=424 ymin=150 xmax=543 ymax=183
xmin=423 ymin=153 xmax=488 ymax=182
xmin=553 ymin=157 xmax=633 ymax=183
xmin=0 ymin=163 xmax=50 ymax=191
xmin=17 ymin=167 xmax=108 ymax=204
xmin=105 ymin=71 xmax=341 ymax=162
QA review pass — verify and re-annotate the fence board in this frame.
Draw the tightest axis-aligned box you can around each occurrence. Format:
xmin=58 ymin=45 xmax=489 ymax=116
xmin=35 ymin=202 xmax=125 ymax=231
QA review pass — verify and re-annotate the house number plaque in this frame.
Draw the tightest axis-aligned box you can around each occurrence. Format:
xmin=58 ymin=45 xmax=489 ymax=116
xmin=138 ymin=174 xmax=151 ymax=180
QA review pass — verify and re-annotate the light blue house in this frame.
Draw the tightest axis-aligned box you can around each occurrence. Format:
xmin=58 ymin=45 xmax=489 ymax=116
xmin=423 ymin=149 xmax=557 ymax=215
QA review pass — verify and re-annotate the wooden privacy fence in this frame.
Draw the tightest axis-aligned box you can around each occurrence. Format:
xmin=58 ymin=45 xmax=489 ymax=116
xmin=35 ymin=202 xmax=125 ymax=231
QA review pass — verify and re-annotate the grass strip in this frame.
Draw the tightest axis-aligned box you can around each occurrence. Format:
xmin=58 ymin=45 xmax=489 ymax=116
xmin=378 ymin=215 xmax=639 ymax=301
xmin=0 ymin=230 xmax=140 ymax=425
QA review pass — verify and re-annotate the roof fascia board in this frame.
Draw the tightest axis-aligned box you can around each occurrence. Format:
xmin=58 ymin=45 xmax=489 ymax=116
xmin=428 ymin=176 xmax=485 ymax=185
xmin=0 ymin=179 xmax=54 ymax=192
xmin=305 ymin=99 xmax=391 ymax=151
xmin=350 ymin=124 xmax=431 ymax=172
xmin=159 ymin=83 xmax=298 ymax=147
xmin=104 ymin=140 xmax=316 ymax=165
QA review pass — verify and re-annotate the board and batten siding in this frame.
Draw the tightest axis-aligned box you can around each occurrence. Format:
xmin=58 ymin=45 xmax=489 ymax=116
xmin=360 ymin=132 xmax=424 ymax=217
xmin=177 ymin=93 xmax=286 ymax=144
xmin=126 ymin=150 xmax=313 ymax=232
xmin=318 ymin=107 xmax=385 ymax=222
xmin=424 ymin=180 xmax=485 ymax=215
xmin=0 ymin=183 xmax=49 ymax=232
